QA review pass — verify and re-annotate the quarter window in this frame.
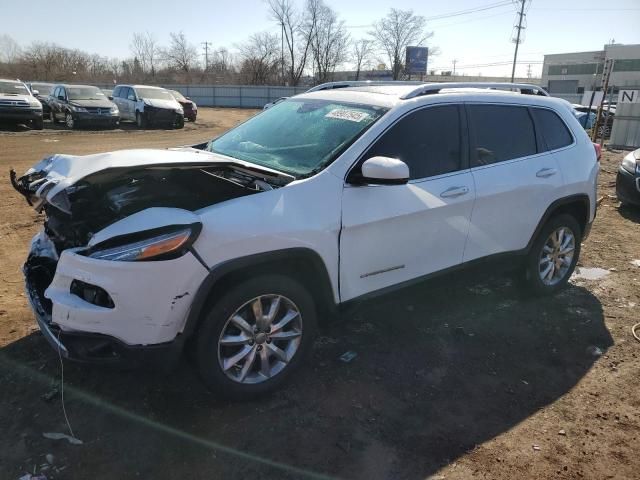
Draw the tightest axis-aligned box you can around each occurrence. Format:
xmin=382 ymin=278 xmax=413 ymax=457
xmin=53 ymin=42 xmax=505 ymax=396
xmin=468 ymin=105 xmax=537 ymax=166
xmin=363 ymin=105 xmax=463 ymax=180
xmin=531 ymin=108 xmax=573 ymax=151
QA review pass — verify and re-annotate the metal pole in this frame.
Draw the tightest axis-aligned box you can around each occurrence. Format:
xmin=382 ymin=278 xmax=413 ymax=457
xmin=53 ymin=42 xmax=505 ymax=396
xmin=281 ymin=22 xmax=285 ymax=86
xmin=510 ymin=0 xmax=526 ymax=83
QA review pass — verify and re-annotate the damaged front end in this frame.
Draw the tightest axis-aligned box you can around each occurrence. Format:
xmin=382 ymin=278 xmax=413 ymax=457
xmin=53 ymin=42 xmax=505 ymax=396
xmin=11 ymin=149 xmax=289 ymax=364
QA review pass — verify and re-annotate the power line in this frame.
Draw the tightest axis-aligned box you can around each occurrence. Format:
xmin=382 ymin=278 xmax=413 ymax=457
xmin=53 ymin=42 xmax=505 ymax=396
xmin=345 ymin=0 xmax=514 ymax=28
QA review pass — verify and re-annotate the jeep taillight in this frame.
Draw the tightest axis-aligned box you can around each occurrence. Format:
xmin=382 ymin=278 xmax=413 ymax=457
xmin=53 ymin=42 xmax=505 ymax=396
xmin=593 ymin=143 xmax=602 ymax=161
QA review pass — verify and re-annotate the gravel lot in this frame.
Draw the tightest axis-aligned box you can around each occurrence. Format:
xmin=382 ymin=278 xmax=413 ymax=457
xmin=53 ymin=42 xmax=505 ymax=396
xmin=1 ymin=108 xmax=639 ymax=479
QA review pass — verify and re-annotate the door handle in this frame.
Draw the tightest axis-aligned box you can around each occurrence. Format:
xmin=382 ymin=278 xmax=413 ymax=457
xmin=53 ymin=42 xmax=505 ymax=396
xmin=440 ymin=186 xmax=469 ymax=198
xmin=536 ymin=168 xmax=558 ymax=178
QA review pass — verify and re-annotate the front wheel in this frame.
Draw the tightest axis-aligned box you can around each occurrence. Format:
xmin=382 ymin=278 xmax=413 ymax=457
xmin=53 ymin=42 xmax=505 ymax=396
xmin=32 ymin=117 xmax=44 ymax=130
xmin=521 ymin=214 xmax=582 ymax=295
xmin=196 ymin=274 xmax=317 ymax=399
xmin=174 ymin=114 xmax=184 ymax=129
xmin=65 ymin=112 xmax=76 ymax=129
xmin=136 ymin=111 xmax=147 ymax=129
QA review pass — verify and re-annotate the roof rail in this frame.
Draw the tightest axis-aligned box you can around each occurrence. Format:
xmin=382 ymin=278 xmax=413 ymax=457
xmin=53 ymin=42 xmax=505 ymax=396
xmin=307 ymin=80 xmax=423 ymax=92
xmin=400 ymin=82 xmax=548 ymax=99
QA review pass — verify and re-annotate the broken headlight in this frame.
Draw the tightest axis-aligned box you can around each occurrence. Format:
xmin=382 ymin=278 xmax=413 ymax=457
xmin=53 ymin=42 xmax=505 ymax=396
xmin=621 ymin=152 xmax=639 ymax=175
xmin=86 ymin=225 xmax=200 ymax=262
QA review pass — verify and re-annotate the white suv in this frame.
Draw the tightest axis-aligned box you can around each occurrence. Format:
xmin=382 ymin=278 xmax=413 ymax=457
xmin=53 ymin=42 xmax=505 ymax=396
xmin=12 ymin=83 xmax=599 ymax=399
xmin=110 ymin=84 xmax=184 ymax=129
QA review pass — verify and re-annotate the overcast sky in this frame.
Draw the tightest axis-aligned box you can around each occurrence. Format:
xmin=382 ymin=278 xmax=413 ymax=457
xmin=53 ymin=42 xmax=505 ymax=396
xmin=3 ymin=0 xmax=640 ymax=77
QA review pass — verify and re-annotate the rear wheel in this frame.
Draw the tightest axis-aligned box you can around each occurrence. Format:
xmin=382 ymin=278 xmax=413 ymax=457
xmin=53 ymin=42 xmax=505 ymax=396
xmin=196 ymin=274 xmax=317 ymax=399
xmin=521 ymin=214 xmax=581 ymax=295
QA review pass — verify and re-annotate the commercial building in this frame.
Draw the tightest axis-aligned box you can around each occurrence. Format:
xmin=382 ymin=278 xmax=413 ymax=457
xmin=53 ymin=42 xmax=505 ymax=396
xmin=541 ymin=43 xmax=640 ymax=95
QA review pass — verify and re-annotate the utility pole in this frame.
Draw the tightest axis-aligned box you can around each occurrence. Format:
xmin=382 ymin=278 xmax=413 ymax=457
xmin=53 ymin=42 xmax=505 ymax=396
xmin=527 ymin=64 xmax=532 ymax=79
xmin=510 ymin=0 xmax=527 ymax=83
xmin=592 ymin=58 xmax=614 ymax=144
xmin=201 ymin=41 xmax=212 ymax=71
xmin=452 ymin=59 xmax=457 ymax=76
xmin=280 ymin=21 xmax=285 ymax=86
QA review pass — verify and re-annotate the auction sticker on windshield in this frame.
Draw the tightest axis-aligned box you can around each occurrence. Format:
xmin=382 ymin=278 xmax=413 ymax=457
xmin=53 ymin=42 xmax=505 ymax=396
xmin=325 ymin=109 xmax=370 ymax=122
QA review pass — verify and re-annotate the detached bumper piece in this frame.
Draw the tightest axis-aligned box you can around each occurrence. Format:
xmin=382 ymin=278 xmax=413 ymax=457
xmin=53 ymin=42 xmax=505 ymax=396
xmin=616 ymin=168 xmax=640 ymax=207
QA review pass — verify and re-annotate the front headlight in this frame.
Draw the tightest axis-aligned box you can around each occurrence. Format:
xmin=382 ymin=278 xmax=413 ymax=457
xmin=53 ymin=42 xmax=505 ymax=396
xmin=621 ymin=153 xmax=639 ymax=175
xmin=70 ymin=105 xmax=87 ymax=113
xmin=192 ymin=102 xmax=197 ymax=111
xmin=110 ymin=105 xmax=119 ymax=114
xmin=176 ymin=106 xmax=184 ymax=114
xmin=86 ymin=225 xmax=200 ymax=261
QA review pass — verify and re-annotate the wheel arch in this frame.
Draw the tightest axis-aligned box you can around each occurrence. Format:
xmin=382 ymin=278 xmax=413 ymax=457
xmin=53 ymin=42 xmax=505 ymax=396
xmin=181 ymin=248 xmax=338 ymax=342
xmin=526 ymin=194 xmax=591 ymax=252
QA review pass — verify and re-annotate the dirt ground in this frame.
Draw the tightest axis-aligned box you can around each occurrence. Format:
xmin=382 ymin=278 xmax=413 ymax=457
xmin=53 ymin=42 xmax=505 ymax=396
xmin=0 ymin=109 xmax=639 ymax=480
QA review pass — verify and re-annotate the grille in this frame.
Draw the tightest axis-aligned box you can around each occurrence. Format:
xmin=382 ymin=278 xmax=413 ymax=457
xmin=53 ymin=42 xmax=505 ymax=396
xmin=84 ymin=107 xmax=111 ymax=115
xmin=0 ymin=99 xmax=30 ymax=108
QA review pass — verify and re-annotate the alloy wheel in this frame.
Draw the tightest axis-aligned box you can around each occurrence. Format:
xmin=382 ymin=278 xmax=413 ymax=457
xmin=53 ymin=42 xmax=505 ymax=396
xmin=65 ymin=113 xmax=74 ymax=129
xmin=217 ymin=294 xmax=303 ymax=384
xmin=538 ymin=226 xmax=575 ymax=286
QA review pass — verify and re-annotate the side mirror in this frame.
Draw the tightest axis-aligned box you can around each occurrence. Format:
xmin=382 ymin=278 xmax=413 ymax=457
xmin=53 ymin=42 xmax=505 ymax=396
xmin=58 ymin=95 xmax=65 ymax=101
xmin=108 ymin=96 xmax=113 ymax=100
xmin=32 ymin=89 xmax=40 ymax=96
xmin=359 ymin=156 xmax=409 ymax=185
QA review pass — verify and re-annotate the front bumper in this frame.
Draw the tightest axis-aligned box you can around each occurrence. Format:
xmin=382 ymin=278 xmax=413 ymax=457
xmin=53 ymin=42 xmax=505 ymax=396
xmin=0 ymin=107 xmax=43 ymax=122
xmin=73 ymin=112 xmax=119 ymax=126
xmin=144 ymin=107 xmax=180 ymax=125
xmin=24 ymin=231 xmax=209 ymax=365
xmin=616 ymin=167 xmax=640 ymax=206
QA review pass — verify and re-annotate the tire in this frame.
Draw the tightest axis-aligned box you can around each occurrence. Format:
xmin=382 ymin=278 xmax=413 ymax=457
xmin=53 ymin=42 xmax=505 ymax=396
xmin=32 ymin=117 xmax=44 ymax=130
xmin=65 ymin=112 xmax=76 ymax=129
xmin=136 ymin=111 xmax=147 ymax=129
xmin=174 ymin=114 xmax=184 ymax=129
xmin=196 ymin=274 xmax=317 ymax=399
xmin=521 ymin=214 xmax=582 ymax=296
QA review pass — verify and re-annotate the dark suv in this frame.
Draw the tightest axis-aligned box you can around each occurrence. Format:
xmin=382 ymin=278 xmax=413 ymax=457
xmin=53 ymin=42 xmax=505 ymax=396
xmin=49 ymin=84 xmax=120 ymax=129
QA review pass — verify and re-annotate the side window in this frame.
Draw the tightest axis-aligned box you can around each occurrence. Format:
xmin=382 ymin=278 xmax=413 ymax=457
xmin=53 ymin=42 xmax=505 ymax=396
xmin=113 ymin=86 xmax=121 ymax=98
xmin=468 ymin=105 xmax=537 ymax=167
xmin=363 ymin=105 xmax=463 ymax=180
xmin=127 ymin=88 xmax=136 ymax=101
xmin=59 ymin=87 xmax=66 ymax=100
xmin=52 ymin=87 xmax=59 ymax=98
xmin=531 ymin=108 xmax=573 ymax=151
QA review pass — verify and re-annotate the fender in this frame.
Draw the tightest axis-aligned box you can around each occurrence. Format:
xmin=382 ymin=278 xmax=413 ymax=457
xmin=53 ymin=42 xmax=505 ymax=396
xmin=180 ymin=247 xmax=338 ymax=341
xmin=525 ymin=193 xmax=591 ymax=252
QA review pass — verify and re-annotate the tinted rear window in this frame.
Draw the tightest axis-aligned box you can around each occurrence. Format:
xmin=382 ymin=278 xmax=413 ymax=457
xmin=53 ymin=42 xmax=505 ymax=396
xmin=468 ymin=105 xmax=537 ymax=166
xmin=531 ymin=108 xmax=573 ymax=151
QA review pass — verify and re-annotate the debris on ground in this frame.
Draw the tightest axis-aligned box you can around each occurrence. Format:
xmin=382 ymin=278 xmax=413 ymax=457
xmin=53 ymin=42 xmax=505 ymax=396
xmin=339 ymin=351 xmax=357 ymax=363
xmin=42 ymin=432 xmax=83 ymax=445
xmin=532 ymin=444 xmax=541 ymax=451
xmin=571 ymin=267 xmax=610 ymax=281
xmin=631 ymin=259 xmax=640 ymax=268
xmin=558 ymin=429 xmax=566 ymax=436
xmin=586 ymin=345 xmax=604 ymax=357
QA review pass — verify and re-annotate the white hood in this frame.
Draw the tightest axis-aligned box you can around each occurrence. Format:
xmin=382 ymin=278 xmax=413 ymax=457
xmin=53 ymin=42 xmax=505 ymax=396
xmin=0 ymin=92 xmax=41 ymax=108
xmin=142 ymin=98 xmax=181 ymax=110
xmin=17 ymin=148 xmax=291 ymax=209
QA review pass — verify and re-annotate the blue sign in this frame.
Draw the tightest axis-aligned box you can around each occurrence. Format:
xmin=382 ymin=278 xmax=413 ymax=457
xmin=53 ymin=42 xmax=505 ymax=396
xmin=406 ymin=46 xmax=428 ymax=75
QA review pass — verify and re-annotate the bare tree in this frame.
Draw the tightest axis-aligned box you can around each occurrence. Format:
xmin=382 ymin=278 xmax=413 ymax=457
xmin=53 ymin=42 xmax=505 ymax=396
xmin=369 ymin=9 xmax=432 ymax=80
xmin=352 ymin=39 xmax=373 ymax=80
xmin=162 ymin=32 xmax=199 ymax=78
xmin=238 ymin=32 xmax=280 ymax=85
xmin=306 ymin=0 xmax=349 ymax=83
xmin=0 ymin=34 xmax=21 ymax=63
xmin=130 ymin=32 xmax=160 ymax=77
xmin=268 ymin=0 xmax=314 ymax=86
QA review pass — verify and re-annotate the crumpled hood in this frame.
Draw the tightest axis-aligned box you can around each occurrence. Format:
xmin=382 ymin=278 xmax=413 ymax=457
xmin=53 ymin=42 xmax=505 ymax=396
xmin=14 ymin=147 xmax=291 ymax=210
xmin=142 ymin=98 xmax=181 ymax=110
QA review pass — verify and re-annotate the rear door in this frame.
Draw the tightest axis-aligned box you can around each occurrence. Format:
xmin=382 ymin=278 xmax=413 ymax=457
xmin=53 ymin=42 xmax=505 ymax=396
xmin=340 ymin=104 xmax=475 ymax=301
xmin=463 ymin=103 xmax=564 ymax=262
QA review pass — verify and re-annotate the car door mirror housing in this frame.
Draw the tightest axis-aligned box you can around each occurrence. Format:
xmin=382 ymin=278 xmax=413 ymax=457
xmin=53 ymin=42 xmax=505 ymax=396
xmin=359 ymin=156 xmax=410 ymax=185
xmin=32 ymin=89 xmax=39 ymax=96
xmin=108 ymin=96 xmax=113 ymax=101
xmin=58 ymin=95 xmax=65 ymax=101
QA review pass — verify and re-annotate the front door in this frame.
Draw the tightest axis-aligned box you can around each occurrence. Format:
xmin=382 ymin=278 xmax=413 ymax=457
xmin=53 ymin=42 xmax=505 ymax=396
xmin=340 ymin=104 xmax=475 ymax=301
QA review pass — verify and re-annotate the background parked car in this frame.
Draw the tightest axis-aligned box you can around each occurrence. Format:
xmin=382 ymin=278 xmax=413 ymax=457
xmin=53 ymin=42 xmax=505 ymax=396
xmin=27 ymin=82 xmax=54 ymax=117
xmin=169 ymin=89 xmax=197 ymax=122
xmin=572 ymin=103 xmax=615 ymax=138
xmin=616 ymin=148 xmax=640 ymax=207
xmin=49 ymin=84 xmax=119 ymax=129
xmin=111 ymin=85 xmax=184 ymax=129
xmin=0 ymin=78 xmax=43 ymax=129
